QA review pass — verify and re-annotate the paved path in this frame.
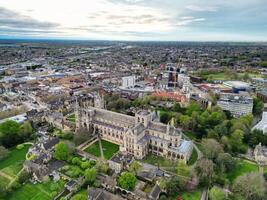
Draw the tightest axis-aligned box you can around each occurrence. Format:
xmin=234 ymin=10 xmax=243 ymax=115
xmin=0 ymin=171 xmax=13 ymax=180
xmin=98 ymin=136 xmax=105 ymax=160
xmin=201 ymin=188 xmax=208 ymax=200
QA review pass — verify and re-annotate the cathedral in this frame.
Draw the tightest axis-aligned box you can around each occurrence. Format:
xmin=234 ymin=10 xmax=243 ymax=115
xmin=75 ymin=95 xmax=193 ymax=162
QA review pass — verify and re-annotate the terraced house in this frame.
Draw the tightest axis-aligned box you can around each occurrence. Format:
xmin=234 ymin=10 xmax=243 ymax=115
xmin=75 ymin=95 xmax=193 ymax=163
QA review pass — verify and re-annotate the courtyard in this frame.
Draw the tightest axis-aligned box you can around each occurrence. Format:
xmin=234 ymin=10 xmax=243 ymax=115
xmin=84 ymin=139 xmax=119 ymax=160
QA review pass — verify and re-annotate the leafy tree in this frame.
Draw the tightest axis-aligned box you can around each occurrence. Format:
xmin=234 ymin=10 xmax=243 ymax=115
xmin=129 ymin=160 xmax=142 ymax=174
xmin=80 ymin=161 xmax=91 ymax=169
xmin=232 ymin=173 xmax=267 ymax=200
xmin=176 ymin=160 xmax=191 ymax=177
xmin=230 ymin=129 xmax=247 ymax=153
xmin=194 ymin=158 xmax=214 ymax=186
xmin=73 ymin=131 xmax=90 ymax=145
xmin=0 ymin=120 xmax=22 ymax=148
xmin=209 ymin=186 xmax=226 ymax=200
xmin=54 ymin=142 xmax=69 ymax=161
xmin=118 ymin=172 xmax=137 ymax=191
xmin=20 ymin=121 xmax=33 ymax=139
xmin=0 ymin=145 xmax=9 ymax=160
xmin=202 ymin=139 xmax=223 ymax=160
xmin=172 ymin=103 xmax=183 ymax=112
xmin=166 ymin=177 xmax=186 ymax=197
xmin=186 ymin=103 xmax=201 ymax=116
xmin=71 ymin=194 xmax=87 ymax=200
xmin=160 ymin=112 xmax=171 ymax=124
xmin=179 ymin=115 xmax=196 ymax=131
xmin=85 ymin=168 xmax=97 ymax=185
xmin=253 ymin=98 xmax=264 ymax=115
xmin=216 ymin=153 xmax=236 ymax=173
xmin=18 ymin=170 xmax=30 ymax=184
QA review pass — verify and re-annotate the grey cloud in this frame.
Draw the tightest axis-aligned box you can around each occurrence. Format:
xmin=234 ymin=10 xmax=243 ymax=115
xmin=0 ymin=7 xmax=59 ymax=29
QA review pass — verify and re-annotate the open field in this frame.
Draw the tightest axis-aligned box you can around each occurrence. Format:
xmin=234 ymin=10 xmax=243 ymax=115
xmin=0 ymin=144 xmax=31 ymax=187
xmin=84 ymin=139 xmax=119 ymax=160
xmin=6 ymin=180 xmax=65 ymax=200
xmin=199 ymin=71 xmax=265 ymax=81
xmin=226 ymin=160 xmax=258 ymax=183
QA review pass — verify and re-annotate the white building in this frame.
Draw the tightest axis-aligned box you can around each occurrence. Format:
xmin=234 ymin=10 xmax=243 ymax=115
xmin=217 ymin=93 xmax=253 ymax=118
xmin=252 ymin=112 xmax=267 ymax=134
xmin=122 ymin=76 xmax=135 ymax=89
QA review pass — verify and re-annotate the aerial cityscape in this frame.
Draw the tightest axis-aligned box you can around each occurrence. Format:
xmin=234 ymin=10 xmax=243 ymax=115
xmin=0 ymin=0 xmax=267 ymax=200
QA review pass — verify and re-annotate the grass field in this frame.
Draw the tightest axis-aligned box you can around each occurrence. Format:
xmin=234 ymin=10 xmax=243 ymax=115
xmin=200 ymin=71 xmax=264 ymax=81
xmin=0 ymin=144 xmax=31 ymax=172
xmin=180 ymin=189 xmax=202 ymax=200
xmin=226 ymin=160 xmax=258 ymax=183
xmin=143 ymin=154 xmax=178 ymax=173
xmin=6 ymin=180 xmax=65 ymax=200
xmin=67 ymin=114 xmax=76 ymax=123
xmin=84 ymin=139 xmax=119 ymax=160
xmin=188 ymin=148 xmax=198 ymax=166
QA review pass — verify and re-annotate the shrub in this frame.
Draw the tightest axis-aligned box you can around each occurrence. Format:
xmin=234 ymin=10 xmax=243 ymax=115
xmin=16 ymin=144 xmax=24 ymax=150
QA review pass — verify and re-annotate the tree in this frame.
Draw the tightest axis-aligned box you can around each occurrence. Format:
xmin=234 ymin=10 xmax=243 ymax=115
xmin=202 ymin=139 xmax=223 ymax=160
xmin=230 ymin=129 xmax=247 ymax=153
xmin=0 ymin=120 xmax=22 ymax=147
xmin=73 ymin=131 xmax=90 ymax=145
xmin=232 ymin=172 xmax=267 ymax=200
xmin=253 ymin=98 xmax=264 ymax=115
xmin=176 ymin=161 xmax=191 ymax=177
xmin=216 ymin=153 xmax=236 ymax=173
xmin=20 ymin=121 xmax=33 ymax=139
xmin=84 ymin=168 xmax=97 ymax=185
xmin=54 ymin=142 xmax=69 ymax=161
xmin=71 ymin=194 xmax=87 ymax=200
xmin=129 ymin=160 xmax=142 ymax=174
xmin=194 ymin=158 xmax=214 ymax=186
xmin=0 ymin=145 xmax=9 ymax=160
xmin=118 ymin=172 xmax=137 ymax=191
xmin=172 ymin=103 xmax=183 ymax=112
xmin=186 ymin=103 xmax=201 ymax=116
xmin=166 ymin=177 xmax=186 ymax=197
xmin=209 ymin=186 xmax=226 ymax=200
xmin=160 ymin=112 xmax=171 ymax=124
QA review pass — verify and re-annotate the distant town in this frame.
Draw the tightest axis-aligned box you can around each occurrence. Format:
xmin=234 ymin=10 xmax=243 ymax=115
xmin=0 ymin=40 xmax=267 ymax=200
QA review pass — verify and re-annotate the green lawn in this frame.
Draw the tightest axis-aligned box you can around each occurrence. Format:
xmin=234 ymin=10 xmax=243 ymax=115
xmin=187 ymin=148 xmax=198 ymax=166
xmin=180 ymin=189 xmax=202 ymax=200
xmin=143 ymin=154 xmax=178 ymax=173
xmin=0 ymin=144 xmax=31 ymax=175
xmin=6 ymin=180 xmax=65 ymax=200
xmin=227 ymin=160 xmax=258 ymax=183
xmin=84 ymin=140 xmax=119 ymax=160
xmin=67 ymin=114 xmax=76 ymax=123
xmin=0 ymin=175 xmax=9 ymax=189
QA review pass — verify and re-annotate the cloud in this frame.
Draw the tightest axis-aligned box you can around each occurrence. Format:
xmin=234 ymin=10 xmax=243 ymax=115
xmin=186 ymin=5 xmax=218 ymax=12
xmin=176 ymin=17 xmax=206 ymax=26
xmin=0 ymin=7 xmax=59 ymax=29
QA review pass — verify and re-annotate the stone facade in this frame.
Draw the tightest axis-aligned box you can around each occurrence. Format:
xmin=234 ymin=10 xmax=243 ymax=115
xmin=76 ymin=96 xmax=193 ymax=162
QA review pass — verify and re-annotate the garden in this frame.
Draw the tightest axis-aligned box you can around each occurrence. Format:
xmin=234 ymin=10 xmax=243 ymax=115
xmin=84 ymin=139 xmax=119 ymax=160
xmin=6 ymin=179 xmax=66 ymax=200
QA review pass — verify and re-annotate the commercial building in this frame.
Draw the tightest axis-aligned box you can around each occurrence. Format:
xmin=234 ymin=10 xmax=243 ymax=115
xmin=122 ymin=76 xmax=135 ymax=89
xmin=217 ymin=93 xmax=253 ymax=117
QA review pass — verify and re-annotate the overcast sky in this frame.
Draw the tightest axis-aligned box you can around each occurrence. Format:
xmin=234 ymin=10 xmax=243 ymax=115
xmin=0 ymin=0 xmax=266 ymax=41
